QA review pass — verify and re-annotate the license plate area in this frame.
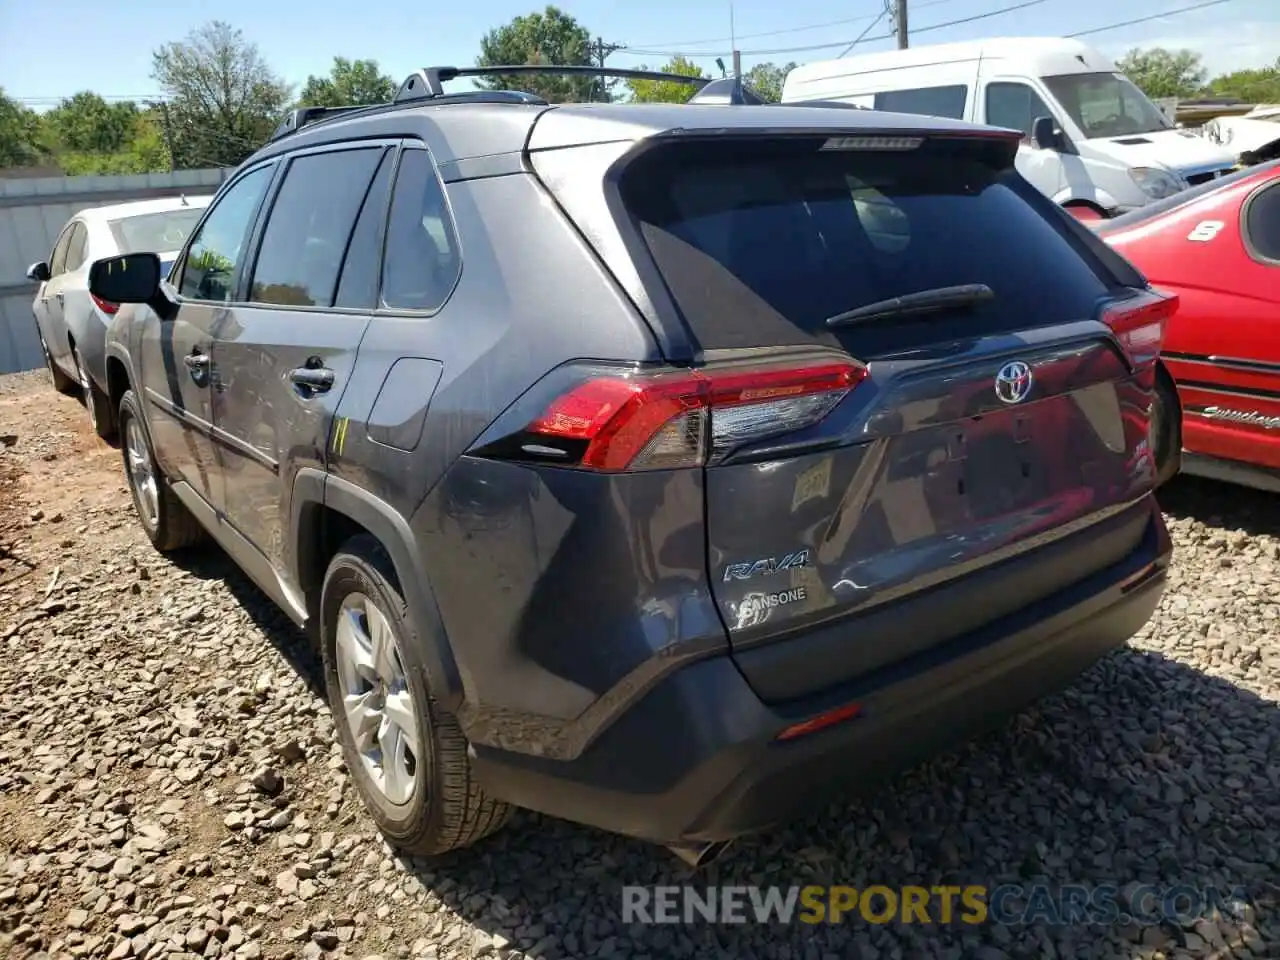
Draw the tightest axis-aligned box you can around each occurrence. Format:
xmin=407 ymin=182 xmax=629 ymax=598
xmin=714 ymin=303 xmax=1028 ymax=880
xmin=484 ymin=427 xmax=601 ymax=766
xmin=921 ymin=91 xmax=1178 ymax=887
xmin=952 ymin=408 xmax=1057 ymax=520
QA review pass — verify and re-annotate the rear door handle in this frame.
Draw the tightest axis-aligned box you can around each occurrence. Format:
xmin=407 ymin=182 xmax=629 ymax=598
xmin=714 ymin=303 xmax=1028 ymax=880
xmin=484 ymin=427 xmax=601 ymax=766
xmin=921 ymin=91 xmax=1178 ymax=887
xmin=290 ymin=366 xmax=335 ymax=393
xmin=183 ymin=353 xmax=210 ymax=371
xmin=55 ymin=293 xmax=64 ymax=304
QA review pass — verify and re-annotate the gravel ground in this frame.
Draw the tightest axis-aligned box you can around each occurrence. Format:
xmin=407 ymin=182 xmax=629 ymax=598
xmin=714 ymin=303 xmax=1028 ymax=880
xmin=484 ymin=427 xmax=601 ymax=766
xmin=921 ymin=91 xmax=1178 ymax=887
xmin=1 ymin=368 xmax=1277 ymax=960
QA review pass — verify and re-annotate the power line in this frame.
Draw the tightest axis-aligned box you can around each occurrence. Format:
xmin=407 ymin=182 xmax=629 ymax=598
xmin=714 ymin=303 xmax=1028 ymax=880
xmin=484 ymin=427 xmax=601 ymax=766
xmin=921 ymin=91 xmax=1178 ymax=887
xmin=12 ymin=94 xmax=169 ymax=105
xmin=636 ymin=0 xmax=964 ymax=50
xmin=838 ymin=5 xmax=891 ymax=57
xmin=14 ymin=0 xmax=1244 ymax=104
xmin=621 ymin=0 xmax=1052 ymax=59
xmin=1066 ymin=0 xmax=1233 ymax=37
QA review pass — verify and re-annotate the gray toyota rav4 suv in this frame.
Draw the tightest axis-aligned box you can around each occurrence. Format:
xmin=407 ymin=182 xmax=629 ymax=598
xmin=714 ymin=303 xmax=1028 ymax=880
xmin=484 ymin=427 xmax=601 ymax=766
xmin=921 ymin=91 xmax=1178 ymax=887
xmin=89 ymin=66 xmax=1175 ymax=867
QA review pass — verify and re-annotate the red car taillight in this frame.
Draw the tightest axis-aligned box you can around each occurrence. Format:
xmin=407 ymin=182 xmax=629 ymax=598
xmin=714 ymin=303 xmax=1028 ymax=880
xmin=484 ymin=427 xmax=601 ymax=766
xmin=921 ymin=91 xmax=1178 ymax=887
xmin=91 ymin=294 xmax=119 ymax=315
xmin=517 ymin=359 xmax=866 ymax=472
xmin=1101 ymin=287 xmax=1178 ymax=371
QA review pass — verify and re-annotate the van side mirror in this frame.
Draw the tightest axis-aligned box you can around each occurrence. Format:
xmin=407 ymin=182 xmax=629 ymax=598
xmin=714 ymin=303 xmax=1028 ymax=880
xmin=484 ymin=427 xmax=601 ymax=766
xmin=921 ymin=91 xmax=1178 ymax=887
xmin=26 ymin=261 xmax=50 ymax=283
xmin=1032 ymin=116 xmax=1063 ymax=151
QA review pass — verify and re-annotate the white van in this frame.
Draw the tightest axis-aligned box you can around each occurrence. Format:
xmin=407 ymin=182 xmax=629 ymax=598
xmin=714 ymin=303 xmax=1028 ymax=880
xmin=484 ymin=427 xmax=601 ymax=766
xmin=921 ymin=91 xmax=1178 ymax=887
xmin=781 ymin=37 xmax=1238 ymax=218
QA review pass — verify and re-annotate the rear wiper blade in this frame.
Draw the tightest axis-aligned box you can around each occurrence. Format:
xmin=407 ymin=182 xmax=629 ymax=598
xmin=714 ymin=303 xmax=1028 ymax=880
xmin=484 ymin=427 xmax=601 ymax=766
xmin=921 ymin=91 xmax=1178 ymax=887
xmin=825 ymin=283 xmax=995 ymax=328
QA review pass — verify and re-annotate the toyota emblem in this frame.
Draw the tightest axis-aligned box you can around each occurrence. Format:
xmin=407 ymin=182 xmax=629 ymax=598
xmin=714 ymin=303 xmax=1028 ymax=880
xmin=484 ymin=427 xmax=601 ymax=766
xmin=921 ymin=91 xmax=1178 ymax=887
xmin=994 ymin=361 xmax=1034 ymax=405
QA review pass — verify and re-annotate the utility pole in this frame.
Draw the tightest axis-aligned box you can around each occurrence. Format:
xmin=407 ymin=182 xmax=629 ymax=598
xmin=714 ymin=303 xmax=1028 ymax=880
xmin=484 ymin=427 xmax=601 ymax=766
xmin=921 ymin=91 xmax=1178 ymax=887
xmin=732 ymin=49 xmax=742 ymax=79
xmin=895 ymin=0 xmax=909 ymax=48
xmin=592 ymin=36 xmax=624 ymax=102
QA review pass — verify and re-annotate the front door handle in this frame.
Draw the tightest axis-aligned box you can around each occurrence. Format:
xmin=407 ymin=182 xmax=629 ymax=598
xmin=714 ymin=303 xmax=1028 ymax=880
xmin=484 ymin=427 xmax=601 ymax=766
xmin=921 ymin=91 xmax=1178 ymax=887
xmin=290 ymin=366 xmax=335 ymax=393
xmin=184 ymin=352 xmax=210 ymax=371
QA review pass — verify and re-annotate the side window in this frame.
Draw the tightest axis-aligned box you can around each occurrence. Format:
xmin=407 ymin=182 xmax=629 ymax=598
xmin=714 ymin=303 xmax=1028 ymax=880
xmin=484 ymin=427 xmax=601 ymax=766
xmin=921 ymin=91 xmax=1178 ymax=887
xmin=381 ymin=149 xmax=461 ymax=312
xmin=178 ymin=165 xmax=273 ymax=303
xmin=334 ymin=150 xmax=394 ymax=309
xmin=986 ymin=82 xmax=1057 ymax=142
xmin=874 ymin=85 xmax=968 ymax=120
xmin=49 ymin=225 xmax=74 ymax=277
xmin=64 ymin=223 xmax=89 ymax=272
xmin=1245 ymin=182 xmax=1280 ymax=264
xmin=249 ymin=147 xmax=386 ymax=308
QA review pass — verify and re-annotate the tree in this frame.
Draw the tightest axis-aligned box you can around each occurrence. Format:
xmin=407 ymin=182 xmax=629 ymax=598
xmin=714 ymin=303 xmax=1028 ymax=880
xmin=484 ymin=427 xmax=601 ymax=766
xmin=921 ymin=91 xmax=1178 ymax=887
xmin=298 ymin=57 xmax=396 ymax=108
xmin=151 ymin=21 xmax=292 ymax=169
xmin=56 ymin=112 xmax=170 ymax=176
xmin=1116 ymin=47 xmax=1207 ymax=99
xmin=1207 ymin=58 xmax=1280 ymax=103
xmin=46 ymin=92 xmax=139 ymax=154
xmin=625 ymin=56 xmax=707 ymax=104
xmin=0 ymin=88 xmax=47 ymax=168
xmin=744 ymin=61 xmax=797 ymax=103
xmin=476 ymin=6 xmax=602 ymax=103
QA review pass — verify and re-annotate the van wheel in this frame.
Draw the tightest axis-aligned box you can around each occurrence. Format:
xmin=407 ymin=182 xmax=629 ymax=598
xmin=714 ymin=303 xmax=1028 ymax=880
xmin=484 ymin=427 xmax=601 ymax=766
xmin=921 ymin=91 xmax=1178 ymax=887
xmin=1149 ymin=365 xmax=1181 ymax=489
xmin=119 ymin=389 xmax=206 ymax=551
xmin=320 ymin=535 xmax=513 ymax=856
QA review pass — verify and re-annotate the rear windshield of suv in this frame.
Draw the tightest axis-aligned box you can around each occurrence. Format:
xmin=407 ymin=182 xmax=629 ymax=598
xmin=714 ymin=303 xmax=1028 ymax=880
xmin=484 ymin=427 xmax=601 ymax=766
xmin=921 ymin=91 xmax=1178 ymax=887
xmin=109 ymin=208 xmax=207 ymax=255
xmin=620 ymin=136 xmax=1115 ymax=355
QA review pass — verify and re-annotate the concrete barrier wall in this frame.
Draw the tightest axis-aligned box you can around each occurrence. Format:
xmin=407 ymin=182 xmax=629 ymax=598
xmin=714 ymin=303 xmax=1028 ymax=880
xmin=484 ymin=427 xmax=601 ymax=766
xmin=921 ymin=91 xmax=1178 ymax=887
xmin=0 ymin=167 xmax=232 ymax=375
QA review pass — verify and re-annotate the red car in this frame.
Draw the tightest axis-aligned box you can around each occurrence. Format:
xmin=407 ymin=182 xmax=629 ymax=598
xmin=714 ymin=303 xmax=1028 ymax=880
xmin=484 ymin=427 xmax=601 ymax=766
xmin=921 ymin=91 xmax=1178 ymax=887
xmin=1094 ymin=159 xmax=1280 ymax=493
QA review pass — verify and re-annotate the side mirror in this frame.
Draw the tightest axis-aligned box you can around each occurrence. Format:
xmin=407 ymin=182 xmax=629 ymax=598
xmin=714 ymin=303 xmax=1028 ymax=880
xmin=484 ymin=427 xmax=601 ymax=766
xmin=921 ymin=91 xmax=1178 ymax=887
xmin=26 ymin=261 xmax=50 ymax=283
xmin=1032 ymin=116 xmax=1062 ymax=151
xmin=88 ymin=252 xmax=178 ymax=321
xmin=89 ymin=253 xmax=162 ymax=304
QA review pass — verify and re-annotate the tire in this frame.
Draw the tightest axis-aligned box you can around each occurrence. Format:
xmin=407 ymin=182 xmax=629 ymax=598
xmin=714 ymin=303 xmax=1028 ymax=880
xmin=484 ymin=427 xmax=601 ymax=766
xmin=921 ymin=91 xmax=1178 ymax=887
xmin=72 ymin=344 xmax=116 ymax=439
xmin=118 ymin=389 xmax=207 ymax=551
xmin=1150 ymin=365 xmax=1181 ymax=489
xmin=320 ymin=534 xmax=512 ymax=856
xmin=41 ymin=331 xmax=75 ymax=394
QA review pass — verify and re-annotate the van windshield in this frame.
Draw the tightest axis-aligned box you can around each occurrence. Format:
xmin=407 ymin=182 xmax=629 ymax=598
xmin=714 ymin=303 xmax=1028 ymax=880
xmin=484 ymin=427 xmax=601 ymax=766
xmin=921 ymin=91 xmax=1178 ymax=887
xmin=1042 ymin=71 xmax=1174 ymax=139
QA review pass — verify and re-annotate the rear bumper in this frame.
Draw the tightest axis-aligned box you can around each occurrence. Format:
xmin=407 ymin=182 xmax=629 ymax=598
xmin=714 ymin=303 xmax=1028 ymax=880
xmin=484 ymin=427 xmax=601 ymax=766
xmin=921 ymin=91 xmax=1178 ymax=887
xmin=472 ymin=497 xmax=1171 ymax=845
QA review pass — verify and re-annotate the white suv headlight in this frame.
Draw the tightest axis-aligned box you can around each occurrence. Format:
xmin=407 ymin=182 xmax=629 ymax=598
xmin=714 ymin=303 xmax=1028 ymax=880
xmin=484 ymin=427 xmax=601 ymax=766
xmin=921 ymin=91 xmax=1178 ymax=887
xmin=1130 ymin=166 xmax=1188 ymax=200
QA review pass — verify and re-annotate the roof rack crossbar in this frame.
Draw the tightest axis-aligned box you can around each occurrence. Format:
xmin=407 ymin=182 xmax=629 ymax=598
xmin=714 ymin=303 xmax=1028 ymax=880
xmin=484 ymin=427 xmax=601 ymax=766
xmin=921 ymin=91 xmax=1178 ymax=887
xmin=394 ymin=64 xmax=714 ymax=103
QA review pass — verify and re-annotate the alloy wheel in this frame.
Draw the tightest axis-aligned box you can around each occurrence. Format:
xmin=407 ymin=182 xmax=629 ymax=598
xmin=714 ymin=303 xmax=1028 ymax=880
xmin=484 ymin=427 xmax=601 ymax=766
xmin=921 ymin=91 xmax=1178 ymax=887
xmin=74 ymin=348 xmax=97 ymax=432
xmin=124 ymin=417 xmax=159 ymax=529
xmin=334 ymin=592 xmax=421 ymax=806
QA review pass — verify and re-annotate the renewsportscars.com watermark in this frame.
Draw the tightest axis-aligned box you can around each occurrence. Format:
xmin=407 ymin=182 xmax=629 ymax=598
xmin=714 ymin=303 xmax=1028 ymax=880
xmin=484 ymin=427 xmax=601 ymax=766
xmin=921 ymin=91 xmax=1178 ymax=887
xmin=621 ymin=883 xmax=1254 ymax=927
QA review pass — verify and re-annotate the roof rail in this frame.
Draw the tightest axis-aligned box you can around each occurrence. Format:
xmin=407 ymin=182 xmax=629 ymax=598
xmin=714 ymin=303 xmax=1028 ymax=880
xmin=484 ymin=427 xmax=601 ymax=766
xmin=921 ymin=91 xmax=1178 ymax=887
xmin=394 ymin=64 xmax=713 ymax=103
xmin=270 ymin=105 xmax=376 ymax=142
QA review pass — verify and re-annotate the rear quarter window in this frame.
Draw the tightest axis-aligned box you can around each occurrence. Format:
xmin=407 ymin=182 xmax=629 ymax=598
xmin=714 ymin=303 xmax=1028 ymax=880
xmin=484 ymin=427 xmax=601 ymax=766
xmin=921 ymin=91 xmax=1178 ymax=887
xmin=620 ymin=136 xmax=1115 ymax=356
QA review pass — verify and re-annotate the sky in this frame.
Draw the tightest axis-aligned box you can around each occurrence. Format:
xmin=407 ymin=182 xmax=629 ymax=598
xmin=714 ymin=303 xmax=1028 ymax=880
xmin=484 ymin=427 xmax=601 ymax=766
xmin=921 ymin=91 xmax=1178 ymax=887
xmin=1 ymin=0 xmax=1277 ymax=108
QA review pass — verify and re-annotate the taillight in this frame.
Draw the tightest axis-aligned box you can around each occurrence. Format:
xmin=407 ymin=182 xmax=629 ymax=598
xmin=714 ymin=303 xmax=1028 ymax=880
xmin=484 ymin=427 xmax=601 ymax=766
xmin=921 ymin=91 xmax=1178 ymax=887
xmin=91 ymin=294 xmax=119 ymax=315
xmin=506 ymin=358 xmax=865 ymax=472
xmin=1101 ymin=287 xmax=1178 ymax=370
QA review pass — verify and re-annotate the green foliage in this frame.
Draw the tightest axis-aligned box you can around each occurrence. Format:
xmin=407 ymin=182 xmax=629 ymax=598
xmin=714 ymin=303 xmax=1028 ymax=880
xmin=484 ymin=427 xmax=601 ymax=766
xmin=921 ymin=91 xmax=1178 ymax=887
xmin=1206 ymin=58 xmax=1280 ymax=103
xmin=1116 ymin=47 xmax=1207 ymax=99
xmin=45 ymin=92 xmax=139 ymax=153
xmin=151 ymin=20 xmax=292 ymax=168
xmin=298 ymin=57 xmax=396 ymax=108
xmin=56 ymin=115 xmax=171 ymax=175
xmin=744 ymin=62 xmax=797 ymax=103
xmin=0 ymin=88 xmax=48 ymax=167
xmin=476 ymin=6 xmax=604 ymax=102
xmin=624 ymin=56 xmax=707 ymax=104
